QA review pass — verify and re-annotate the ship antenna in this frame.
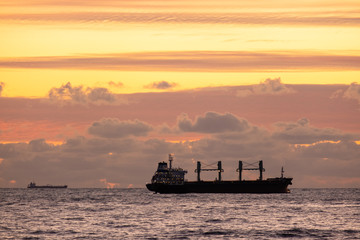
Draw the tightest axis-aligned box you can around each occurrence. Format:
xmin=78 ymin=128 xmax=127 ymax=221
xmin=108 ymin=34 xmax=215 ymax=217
xmin=169 ymin=154 xmax=173 ymax=169
xmin=281 ymin=167 xmax=284 ymax=178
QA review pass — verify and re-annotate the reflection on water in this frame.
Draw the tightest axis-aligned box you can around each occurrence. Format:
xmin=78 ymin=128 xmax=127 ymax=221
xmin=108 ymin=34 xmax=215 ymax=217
xmin=0 ymin=188 xmax=359 ymax=239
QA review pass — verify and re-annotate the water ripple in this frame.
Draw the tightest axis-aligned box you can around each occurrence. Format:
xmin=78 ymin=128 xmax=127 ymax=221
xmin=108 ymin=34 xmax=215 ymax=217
xmin=0 ymin=188 xmax=359 ymax=239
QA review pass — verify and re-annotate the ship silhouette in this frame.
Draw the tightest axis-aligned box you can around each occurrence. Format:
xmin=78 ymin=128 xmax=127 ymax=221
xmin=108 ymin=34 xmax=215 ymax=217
xmin=27 ymin=182 xmax=67 ymax=189
xmin=146 ymin=154 xmax=292 ymax=193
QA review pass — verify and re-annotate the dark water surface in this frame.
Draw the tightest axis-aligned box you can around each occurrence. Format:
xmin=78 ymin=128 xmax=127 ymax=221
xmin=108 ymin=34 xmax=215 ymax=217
xmin=1 ymin=188 xmax=359 ymax=239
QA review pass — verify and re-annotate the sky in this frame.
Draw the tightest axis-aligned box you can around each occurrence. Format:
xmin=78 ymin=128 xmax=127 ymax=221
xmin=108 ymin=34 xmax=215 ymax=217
xmin=0 ymin=0 xmax=359 ymax=188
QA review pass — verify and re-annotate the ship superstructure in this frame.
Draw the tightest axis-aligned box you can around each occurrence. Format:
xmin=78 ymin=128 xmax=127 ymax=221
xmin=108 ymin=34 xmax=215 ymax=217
xmin=150 ymin=154 xmax=188 ymax=185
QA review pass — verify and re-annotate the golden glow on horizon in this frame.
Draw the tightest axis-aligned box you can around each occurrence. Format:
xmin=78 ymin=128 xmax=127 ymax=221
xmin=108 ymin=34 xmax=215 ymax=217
xmin=1 ymin=23 xmax=360 ymax=57
xmin=0 ymin=140 xmax=64 ymax=145
xmin=99 ymin=178 xmax=121 ymax=189
xmin=165 ymin=138 xmax=202 ymax=144
xmin=294 ymin=140 xmax=341 ymax=148
xmin=0 ymin=0 xmax=359 ymax=97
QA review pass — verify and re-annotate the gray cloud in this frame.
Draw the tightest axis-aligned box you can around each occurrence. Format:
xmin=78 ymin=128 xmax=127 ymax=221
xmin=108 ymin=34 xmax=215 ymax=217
xmin=189 ymin=128 xmax=278 ymax=160
xmin=178 ymin=112 xmax=250 ymax=133
xmin=49 ymin=82 xmax=86 ymax=103
xmin=297 ymin=140 xmax=360 ymax=161
xmin=237 ymin=78 xmax=295 ymax=97
xmin=87 ymin=87 xmax=116 ymax=102
xmin=145 ymin=81 xmax=177 ymax=90
xmin=48 ymin=82 xmax=119 ymax=105
xmin=331 ymin=82 xmax=360 ymax=104
xmin=1 ymin=51 xmax=359 ymax=72
xmin=0 ymin=82 xmax=4 ymax=96
xmin=88 ymin=118 xmax=153 ymax=138
xmin=343 ymin=82 xmax=360 ymax=104
xmin=272 ymin=118 xmax=358 ymax=144
xmin=29 ymin=139 xmax=54 ymax=152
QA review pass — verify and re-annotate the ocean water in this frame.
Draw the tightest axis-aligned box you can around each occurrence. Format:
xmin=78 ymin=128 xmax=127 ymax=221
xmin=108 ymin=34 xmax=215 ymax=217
xmin=0 ymin=188 xmax=359 ymax=239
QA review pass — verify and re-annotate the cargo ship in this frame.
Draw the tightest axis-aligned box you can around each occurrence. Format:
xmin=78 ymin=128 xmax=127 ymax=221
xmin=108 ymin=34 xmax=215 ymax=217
xmin=27 ymin=182 xmax=67 ymax=189
xmin=146 ymin=154 xmax=292 ymax=194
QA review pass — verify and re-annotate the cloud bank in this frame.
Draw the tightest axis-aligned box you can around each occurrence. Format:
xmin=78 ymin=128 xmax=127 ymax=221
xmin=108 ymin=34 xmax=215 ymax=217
xmin=1 ymin=111 xmax=359 ymax=188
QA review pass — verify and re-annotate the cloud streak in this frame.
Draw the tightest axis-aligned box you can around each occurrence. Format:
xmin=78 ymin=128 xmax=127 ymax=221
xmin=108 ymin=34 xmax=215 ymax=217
xmin=1 ymin=0 xmax=359 ymax=10
xmin=1 ymin=51 xmax=359 ymax=72
xmin=1 ymin=11 xmax=360 ymax=27
xmin=0 ymin=0 xmax=356 ymax=8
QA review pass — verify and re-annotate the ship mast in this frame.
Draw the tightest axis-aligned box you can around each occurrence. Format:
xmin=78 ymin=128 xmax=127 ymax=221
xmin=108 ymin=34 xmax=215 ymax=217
xmin=237 ymin=160 xmax=265 ymax=181
xmin=168 ymin=154 xmax=173 ymax=169
xmin=195 ymin=161 xmax=224 ymax=182
xmin=238 ymin=161 xmax=242 ymax=181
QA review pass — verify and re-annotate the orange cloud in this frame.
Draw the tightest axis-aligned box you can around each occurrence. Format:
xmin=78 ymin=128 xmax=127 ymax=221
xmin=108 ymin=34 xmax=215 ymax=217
xmin=108 ymin=81 xmax=123 ymax=88
xmin=99 ymin=178 xmax=121 ymax=189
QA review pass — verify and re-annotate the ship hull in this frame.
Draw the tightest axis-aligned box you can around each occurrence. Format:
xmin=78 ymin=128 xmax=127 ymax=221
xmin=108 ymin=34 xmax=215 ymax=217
xmin=28 ymin=185 xmax=67 ymax=189
xmin=146 ymin=178 xmax=292 ymax=194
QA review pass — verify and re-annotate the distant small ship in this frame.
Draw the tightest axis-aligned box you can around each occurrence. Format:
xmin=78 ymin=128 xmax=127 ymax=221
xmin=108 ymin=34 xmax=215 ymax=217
xmin=146 ymin=154 xmax=292 ymax=194
xmin=27 ymin=182 xmax=67 ymax=189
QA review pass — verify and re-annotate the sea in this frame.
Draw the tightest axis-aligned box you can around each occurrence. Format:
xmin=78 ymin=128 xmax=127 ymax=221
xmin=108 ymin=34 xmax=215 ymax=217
xmin=0 ymin=188 xmax=359 ymax=239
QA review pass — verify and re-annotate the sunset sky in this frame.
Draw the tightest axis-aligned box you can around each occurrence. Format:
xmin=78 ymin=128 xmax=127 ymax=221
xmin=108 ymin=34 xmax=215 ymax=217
xmin=0 ymin=0 xmax=359 ymax=188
